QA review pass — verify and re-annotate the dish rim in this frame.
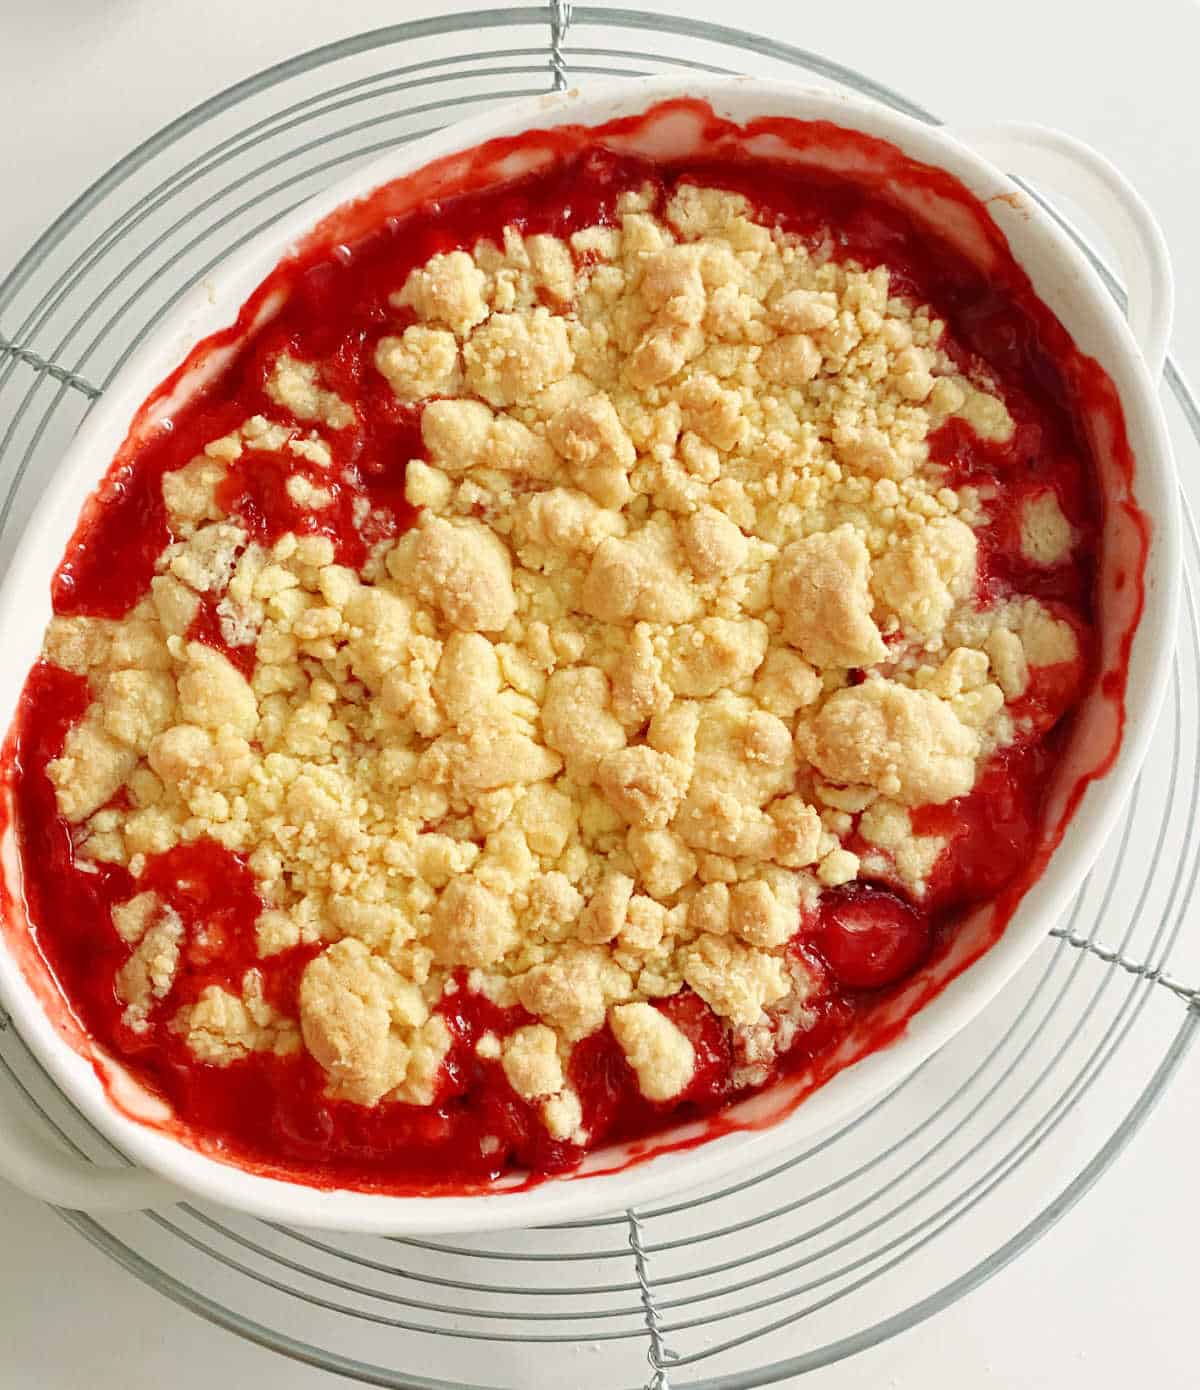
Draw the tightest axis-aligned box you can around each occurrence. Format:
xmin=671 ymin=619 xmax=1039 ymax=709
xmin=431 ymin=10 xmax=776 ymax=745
xmin=0 ymin=75 xmax=1179 ymax=1233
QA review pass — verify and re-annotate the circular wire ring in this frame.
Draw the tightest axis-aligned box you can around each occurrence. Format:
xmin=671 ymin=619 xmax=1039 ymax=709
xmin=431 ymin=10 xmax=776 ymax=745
xmin=0 ymin=10 xmax=1196 ymax=1387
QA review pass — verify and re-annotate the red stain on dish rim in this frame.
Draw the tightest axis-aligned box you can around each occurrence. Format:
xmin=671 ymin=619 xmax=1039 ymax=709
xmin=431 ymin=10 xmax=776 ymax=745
xmin=0 ymin=99 xmax=1150 ymax=1197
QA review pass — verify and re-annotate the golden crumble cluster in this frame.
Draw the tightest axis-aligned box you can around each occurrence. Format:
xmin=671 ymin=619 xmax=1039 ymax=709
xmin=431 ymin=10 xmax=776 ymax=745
xmin=41 ymin=184 xmax=1080 ymax=1135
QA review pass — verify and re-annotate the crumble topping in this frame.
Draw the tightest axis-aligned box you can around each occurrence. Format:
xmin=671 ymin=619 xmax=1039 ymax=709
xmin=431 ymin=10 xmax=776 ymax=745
xmin=1020 ymin=490 xmax=1075 ymax=567
xmin=39 ymin=185 xmax=1081 ymax=1129
xmin=177 ymin=971 xmax=301 ymax=1066
xmin=112 ymin=892 xmax=184 ymax=1034
xmin=265 ymin=354 xmax=356 ymax=430
xmin=609 ymin=1002 xmax=695 ymax=1101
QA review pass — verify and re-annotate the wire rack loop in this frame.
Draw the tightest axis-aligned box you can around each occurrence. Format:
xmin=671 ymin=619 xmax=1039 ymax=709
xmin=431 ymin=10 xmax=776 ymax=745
xmin=0 ymin=332 xmax=101 ymax=399
xmin=550 ymin=0 xmax=573 ymax=90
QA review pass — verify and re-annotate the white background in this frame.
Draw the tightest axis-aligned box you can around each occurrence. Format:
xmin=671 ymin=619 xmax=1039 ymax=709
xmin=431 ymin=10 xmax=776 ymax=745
xmin=1 ymin=1 xmax=1198 ymax=1386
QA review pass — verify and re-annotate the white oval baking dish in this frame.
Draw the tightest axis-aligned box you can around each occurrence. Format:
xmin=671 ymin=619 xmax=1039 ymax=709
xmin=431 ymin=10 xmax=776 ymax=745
xmin=0 ymin=77 xmax=1179 ymax=1233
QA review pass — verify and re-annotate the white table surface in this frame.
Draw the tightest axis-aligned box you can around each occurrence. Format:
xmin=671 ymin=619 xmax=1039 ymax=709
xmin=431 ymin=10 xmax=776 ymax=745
xmin=1 ymin=1 xmax=1197 ymax=1386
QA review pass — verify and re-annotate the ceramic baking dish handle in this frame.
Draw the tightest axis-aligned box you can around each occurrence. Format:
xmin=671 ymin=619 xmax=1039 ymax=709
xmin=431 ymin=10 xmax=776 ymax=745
xmin=949 ymin=122 xmax=1174 ymax=379
xmin=0 ymin=1055 xmax=176 ymax=1211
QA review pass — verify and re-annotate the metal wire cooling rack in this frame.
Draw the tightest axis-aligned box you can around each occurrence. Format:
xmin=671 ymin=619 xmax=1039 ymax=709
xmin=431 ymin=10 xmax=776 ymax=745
xmin=1 ymin=7 xmax=1199 ymax=1388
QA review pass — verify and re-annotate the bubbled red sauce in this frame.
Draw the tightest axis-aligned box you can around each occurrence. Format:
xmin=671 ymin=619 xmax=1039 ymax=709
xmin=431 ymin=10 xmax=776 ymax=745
xmin=2 ymin=102 xmax=1147 ymax=1193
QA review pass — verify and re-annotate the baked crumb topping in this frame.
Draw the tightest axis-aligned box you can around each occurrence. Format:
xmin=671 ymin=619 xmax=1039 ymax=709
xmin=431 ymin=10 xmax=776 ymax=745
xmin=39 ymin=184 xmax=1082 ymax=1127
